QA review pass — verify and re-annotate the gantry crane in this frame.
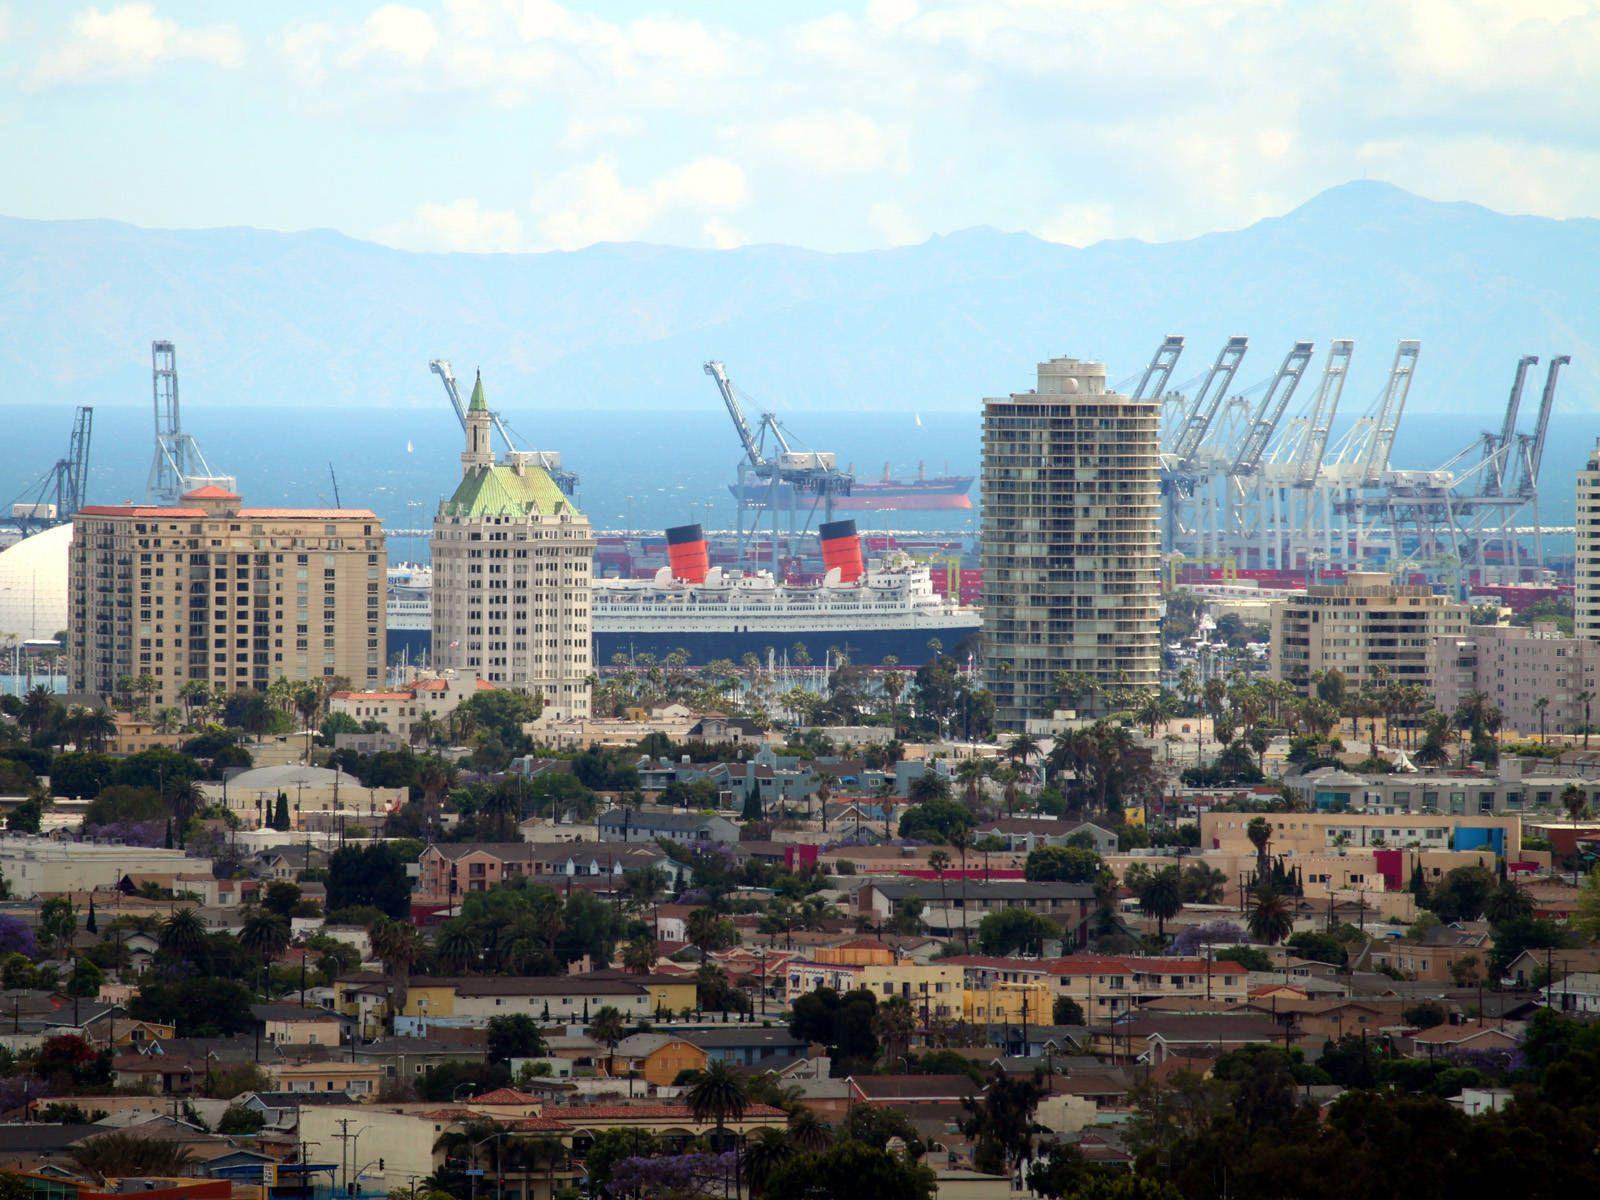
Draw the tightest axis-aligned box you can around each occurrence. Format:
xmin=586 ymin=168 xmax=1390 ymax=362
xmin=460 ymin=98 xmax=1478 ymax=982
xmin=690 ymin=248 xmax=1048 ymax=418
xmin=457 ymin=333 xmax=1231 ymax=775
xmin=704 ymin=359 xmax=852 ymax=570
xmin=428 ymin=359 xmax=578 ymax=496
xmin=145 ymin=340 xmax=230 ymax=502
xmin=9 ymin=407 xmax=92 ymax=535
xmin=1132 ymin=335 xmax=1185 ymax=401
xmin=1229 ymin=341 xmax=1315 ymax=476
xmin=1169 ymin=336 xmax=1249 ymax=463
xmin=1293 ymin=340 xmax=1354 ymax=485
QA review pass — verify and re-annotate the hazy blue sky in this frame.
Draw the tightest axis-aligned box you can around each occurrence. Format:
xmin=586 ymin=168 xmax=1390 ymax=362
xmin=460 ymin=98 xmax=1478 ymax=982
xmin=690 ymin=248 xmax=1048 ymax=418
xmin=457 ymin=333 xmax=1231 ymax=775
xmin=2 ymin=1 xmax=1596 ymax=252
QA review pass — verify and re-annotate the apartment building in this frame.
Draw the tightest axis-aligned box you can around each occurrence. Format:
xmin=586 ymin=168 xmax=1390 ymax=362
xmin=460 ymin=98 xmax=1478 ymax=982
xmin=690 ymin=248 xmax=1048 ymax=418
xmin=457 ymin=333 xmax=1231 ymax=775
xmin=413 ymin=840 xmax=686 ymax=904
xmin=69 ymin=485 xmax=385 ymax=708
xmin=1284 ymin=757 xmax=1600 ymax=819
xmin=431 ymin=373 xmax=594 ymax=720
xmin=783 ymin=957 xmax=966 ymax=1022
xmin=944 ymin=955 xmax=1250 ymax=1022
xmin=328 ymin=670 xmax=490 ymax=742
xmin=981 ymin=356 xmax=1160 ymax=726
xmin=1201 ymin=807 xmax=1522 ymax=859
xmin=855 ymin=880 xmax=1096 ymax=946
xmin=1579 ymin=439 xmax=1600 ymax=641
xmin=1433 ymin=621 xmax=1598 ymax=736
xmin=1269 ymin=571 xmax=1467 ymax=693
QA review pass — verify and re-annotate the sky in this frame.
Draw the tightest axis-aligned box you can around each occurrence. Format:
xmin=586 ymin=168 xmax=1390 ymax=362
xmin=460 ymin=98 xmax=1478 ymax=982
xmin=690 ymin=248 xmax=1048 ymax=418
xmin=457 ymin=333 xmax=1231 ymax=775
xmin=1 ymin=0 xmax=1599 ymax=253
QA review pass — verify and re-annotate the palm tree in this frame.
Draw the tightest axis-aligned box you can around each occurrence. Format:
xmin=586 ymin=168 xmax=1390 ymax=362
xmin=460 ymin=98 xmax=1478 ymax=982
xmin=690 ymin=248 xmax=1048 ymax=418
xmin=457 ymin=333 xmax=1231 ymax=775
xmin=1249 ymin=889 xmax=1293 ymax=946
xmin=686 ymin=907 xmax=731 ymax=967
xmin=687 ymin=1060 xmax=749 ymax=1191
xmin=742 ymin=1128 xmax=797 ymax=1199
xmin=370 ymin=917 xmax=423 ymax=1030
xmin=1563 ymin=784 xmax=1589 ymax=823
xmin=621 ymin=935 xmax=656 ymax=976
xmin=158 ymin=907 xmax=208 ymax=969
xmin=947 ymin=825 xmax=973 ymax=951
xmin=1246 ymin=817 xmax=1272 ymax=890
xmin=71 ymin=1134 xmax=193 ymax=1182
xmin=588 ymin=1005 xmax=627 ymax=1078
xmin=240 ymin=912 xmax=290 ymax=969
xmin=1580 ymin=690 xmax=1596 ymax=750
xmin=437 ymin=923 xmax=481 ymax=973
xmin=1535 ymin=696 xmax=1550 ymax=744
xmin=20 ymin=685 xmax=56 ymax=741
xmin=1136 ymin=866 xmax=1183 ymax=942
xmin=787 ymin=1108 xmax=832 ymax=1153
xmin=872 ymin=997 xmax=917 ymax=1065
xmin=77 ymin=708 xmax=116 ymax=752
xmin=1005 ymin=732 xmax=1040 ymax=775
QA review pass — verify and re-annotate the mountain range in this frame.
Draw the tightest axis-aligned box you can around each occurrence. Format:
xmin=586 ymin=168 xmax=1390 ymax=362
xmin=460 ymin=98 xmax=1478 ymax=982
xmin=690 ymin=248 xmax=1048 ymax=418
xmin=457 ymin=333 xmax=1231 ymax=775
xmin=2 ymin=180 xmax=1595 ymax=417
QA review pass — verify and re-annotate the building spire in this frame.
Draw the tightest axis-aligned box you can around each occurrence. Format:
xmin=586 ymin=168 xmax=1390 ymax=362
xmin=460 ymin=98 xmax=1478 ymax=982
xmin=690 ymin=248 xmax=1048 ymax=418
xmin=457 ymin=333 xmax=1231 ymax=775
xmin=468 ymin=369 xmax=488 ymax=413
xmin=462 ymin=369 xmax=494 ymax=470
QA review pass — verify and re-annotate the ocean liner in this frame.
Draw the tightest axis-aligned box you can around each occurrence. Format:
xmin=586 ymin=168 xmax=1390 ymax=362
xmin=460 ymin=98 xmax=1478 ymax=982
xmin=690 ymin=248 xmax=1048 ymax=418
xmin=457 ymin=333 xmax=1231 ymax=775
xmin=591 ymin=521 xmax=979 ymax=667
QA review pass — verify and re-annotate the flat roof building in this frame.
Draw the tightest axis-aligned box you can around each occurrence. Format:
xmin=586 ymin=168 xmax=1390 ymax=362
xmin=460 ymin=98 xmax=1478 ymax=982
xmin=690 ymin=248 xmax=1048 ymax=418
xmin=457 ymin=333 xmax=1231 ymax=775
xmin=981 ymin=357 xmax=1160 ymax=727
xmin=1270 ymin=571 xmax=1467 ymax=693
xmin=68 ymin=486 xmax=384 ymax=708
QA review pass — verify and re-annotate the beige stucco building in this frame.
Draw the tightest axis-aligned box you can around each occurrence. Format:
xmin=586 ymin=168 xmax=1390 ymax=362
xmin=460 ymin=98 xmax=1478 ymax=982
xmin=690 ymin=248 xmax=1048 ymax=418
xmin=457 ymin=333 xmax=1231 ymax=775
xmin=431 ymin=374 xmax=594 ymax=721
xmin=328 ymin=669 xmax=489 ymax=742
xmin=1432 ymin=621 xmax=1599 ymax=736
xmin=1269 ymin=571 xmax=1467 ymax=693
xmin=981 ymin=357 xmax=1160 ymax=726
xmin=69 ymin=486 xmax=385 ymax=708
xmin=1579 ymin=439 xmax=1600 ymax=641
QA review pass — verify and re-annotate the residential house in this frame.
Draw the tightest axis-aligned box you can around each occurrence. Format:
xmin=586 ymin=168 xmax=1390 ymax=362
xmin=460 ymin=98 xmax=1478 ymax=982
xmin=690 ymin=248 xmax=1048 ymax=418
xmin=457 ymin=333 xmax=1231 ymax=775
xmin=1404 ymin=1022 xmax=1520 ymax=1058
xmin=855 ymin=880 xmax=1096 ymax=945
xmin=414 ymin=841 xmax=687 ymax=905
xmin=596 ymin=807 xmax=739 ymax=845
xmin=972 ymin=818 xmax=1119 ymax=856
xmin=1088 ymin=1013 xmax=1286 ymax=1062
xmin=1539 ymin=972 xmax=1600 ymax=1015
xmin=945 ymin=955 xmax=1251 ymax=1022
xmin=680 ymin=1027 xmax=808 ymax=1067
xmin=272 ymin=1060 xmax=383 ymax=1097
xmin=612 ymin=1033 xmax=708 ymax=1085
xmin=252 ymin=1003 xmax=345 ymax=1048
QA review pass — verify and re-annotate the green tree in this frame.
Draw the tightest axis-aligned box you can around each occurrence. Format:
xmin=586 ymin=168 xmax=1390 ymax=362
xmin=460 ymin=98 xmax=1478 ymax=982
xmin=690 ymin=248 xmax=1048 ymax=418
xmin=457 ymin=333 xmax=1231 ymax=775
xmin=1248 ymin=889 xmax=1293 ymax=946
xmin=763 ymin=1141 xmax=936 ymax=1200
xmin=1053 ymin=996 xmax=1086 ymax=1025
xmin=588 ymin=1006 xmax=627 ymax=1078
xmin=1136 ymin=866 xmax=1184 ymax=942
xmin=487 ymin=1014 xmax=548 ymax=1064
xmin=1024 ymin=845 xmax=1107 ymax=884
xmin=977 ymin=908 xmax=1058 ymax=956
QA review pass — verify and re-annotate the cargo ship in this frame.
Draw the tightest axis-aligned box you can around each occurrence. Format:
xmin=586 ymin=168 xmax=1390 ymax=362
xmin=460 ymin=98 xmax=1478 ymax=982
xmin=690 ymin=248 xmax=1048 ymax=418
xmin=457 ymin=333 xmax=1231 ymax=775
xmin=592 ymin=521 xmax=980 ymax=667
xmin=731 ymin=462 xmax=973 ymax=512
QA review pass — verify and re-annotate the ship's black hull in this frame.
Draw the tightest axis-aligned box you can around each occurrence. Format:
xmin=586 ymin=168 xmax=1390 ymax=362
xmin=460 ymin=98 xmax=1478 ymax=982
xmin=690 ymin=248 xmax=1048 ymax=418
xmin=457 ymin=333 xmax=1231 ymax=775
xmin=595 ymin=624 xmax=977 ymax=667
xmin=389 ymin=624 xmax=977 ymax=669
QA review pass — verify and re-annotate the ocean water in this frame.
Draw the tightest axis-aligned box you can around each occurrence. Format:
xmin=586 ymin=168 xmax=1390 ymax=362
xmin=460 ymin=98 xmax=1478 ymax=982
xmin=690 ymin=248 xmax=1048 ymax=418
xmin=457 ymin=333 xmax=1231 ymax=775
xmin=3 ymin=403 xmax=1594 ymax=559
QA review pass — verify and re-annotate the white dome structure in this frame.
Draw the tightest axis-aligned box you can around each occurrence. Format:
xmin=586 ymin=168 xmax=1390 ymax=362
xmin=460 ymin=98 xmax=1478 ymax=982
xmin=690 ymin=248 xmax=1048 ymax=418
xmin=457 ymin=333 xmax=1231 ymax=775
xmin=0 ymin=524 xmax=70 ymax=642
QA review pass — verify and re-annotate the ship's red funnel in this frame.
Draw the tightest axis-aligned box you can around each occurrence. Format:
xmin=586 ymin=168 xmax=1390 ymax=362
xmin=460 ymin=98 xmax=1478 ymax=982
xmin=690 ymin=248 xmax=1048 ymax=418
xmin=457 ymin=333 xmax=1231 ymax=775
xmin=820 ymin=519 xmax=864 ymax=583
xmin=665 ymin=524 xmax=710 ymax=584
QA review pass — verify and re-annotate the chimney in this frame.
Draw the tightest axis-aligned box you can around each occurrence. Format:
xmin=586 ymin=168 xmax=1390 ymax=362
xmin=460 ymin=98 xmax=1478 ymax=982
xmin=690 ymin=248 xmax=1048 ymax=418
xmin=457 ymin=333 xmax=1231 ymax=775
xmin=665 ymin=524 xmax=710 ymax=584
xmin=820 ymin=519 xmax=865 ymax=583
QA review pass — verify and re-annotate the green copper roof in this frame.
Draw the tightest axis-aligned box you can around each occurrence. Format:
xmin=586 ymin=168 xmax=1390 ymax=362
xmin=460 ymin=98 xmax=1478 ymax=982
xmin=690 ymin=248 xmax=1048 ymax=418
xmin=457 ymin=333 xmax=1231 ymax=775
xmin=443 ymin=463 xmax=579 ymax=519
xmin=468 ymin=371 xmax=488 ymax=413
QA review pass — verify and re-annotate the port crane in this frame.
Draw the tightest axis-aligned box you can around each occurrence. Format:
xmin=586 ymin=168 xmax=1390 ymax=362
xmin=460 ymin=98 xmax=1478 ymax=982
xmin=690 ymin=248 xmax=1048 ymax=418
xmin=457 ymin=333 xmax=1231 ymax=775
xmin=145 ymin=340 xmax=232 ymax=502
xmin=704 ymin=359 xmax=853 ymax=570
xmin=428 ymin=359 xmax=579 ymax=496
xmin=8 ymin=407 xmax=92 ymax=535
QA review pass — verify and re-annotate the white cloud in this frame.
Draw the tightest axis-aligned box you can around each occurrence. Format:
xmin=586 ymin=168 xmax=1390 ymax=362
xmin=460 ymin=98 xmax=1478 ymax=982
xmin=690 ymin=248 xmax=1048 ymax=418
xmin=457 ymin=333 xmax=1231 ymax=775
xmin=356 ymin=5 xmax=438 ymax=64
xmin=870 ymin=201 xmax=925 ymax=246
xmin=35 ymin=3 xmax=243 ymax=84
xmin=280 ymin=22 xmax=335 ymax=87
xmin=530 ymin=156 xmax=748 ymax=250
xmin=379 ymin=197 xmax=526 ymax=253
xmin=1038 ymin=202 xmax=1121 ymax=248
xmin=736 ymin=111 xmax=910 ymax=176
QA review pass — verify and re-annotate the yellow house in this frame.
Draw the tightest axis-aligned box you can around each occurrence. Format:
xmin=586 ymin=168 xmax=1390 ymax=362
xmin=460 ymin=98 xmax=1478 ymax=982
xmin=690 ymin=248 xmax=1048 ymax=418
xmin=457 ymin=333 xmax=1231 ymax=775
xmin=615 ymin=1033 xmax=709 ymax=1086
xmin=272 ymin=1060 xmax=384 ymax=1097
xmin=788 ymin=955 xmax=966 ymax=1023
xmin=964 ymin=981 xmax=1052 ymax=1026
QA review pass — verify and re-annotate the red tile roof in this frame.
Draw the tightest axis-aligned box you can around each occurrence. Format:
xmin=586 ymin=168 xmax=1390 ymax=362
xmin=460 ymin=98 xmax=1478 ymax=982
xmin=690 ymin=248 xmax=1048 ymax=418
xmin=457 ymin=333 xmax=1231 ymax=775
xmin=541 ymin=1103 xmax=786 ymax=1121
xmin=469 ymin=1088 xmax=545 ymax=1105
xmin=78 ymin=506 xmax=207 ymax=518
xmin=236 ymin=508 xmax=378 ymax=519
xmin=181 ymin=485 xmax=240 ymax=500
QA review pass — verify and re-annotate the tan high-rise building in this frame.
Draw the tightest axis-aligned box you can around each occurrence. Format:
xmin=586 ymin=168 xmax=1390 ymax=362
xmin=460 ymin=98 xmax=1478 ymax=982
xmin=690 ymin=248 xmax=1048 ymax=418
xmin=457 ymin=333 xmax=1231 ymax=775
xmin=431 ymin=373 xmax=594 ymax=720
xmin=69 ymin=486 xmax=385 ymax=708
xmin=1578 ymin=440 xmax=1600 ymax=641
xmin=981 ymin=357 xmax=1161 ymax=729
xmin=1270 ymin=571 xmax=1467 ymax=694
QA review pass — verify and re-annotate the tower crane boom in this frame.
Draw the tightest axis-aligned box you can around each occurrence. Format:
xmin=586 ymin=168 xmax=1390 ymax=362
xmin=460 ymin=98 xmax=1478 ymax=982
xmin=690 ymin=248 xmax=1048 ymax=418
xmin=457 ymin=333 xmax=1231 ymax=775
xmin=1480 ymin=355 xmax=1537 ymax=496
xmin=1294 ymin=339 xmax=1354 ymax=485
xmin=1170 ymin=336 xmax=1249 ymax=462
xmin=1230 ymin=341 xmax=1314 ymax=476
xmin=1356 ymin=339 xmax=1420 ymax=483
xmin=1132 ymin=335 xmax=1185 ymax=401
xmin=704 ymin=360 xmax=768 ymax=472
xmin=1518 ymin=354 xmax=1569 ymax=496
